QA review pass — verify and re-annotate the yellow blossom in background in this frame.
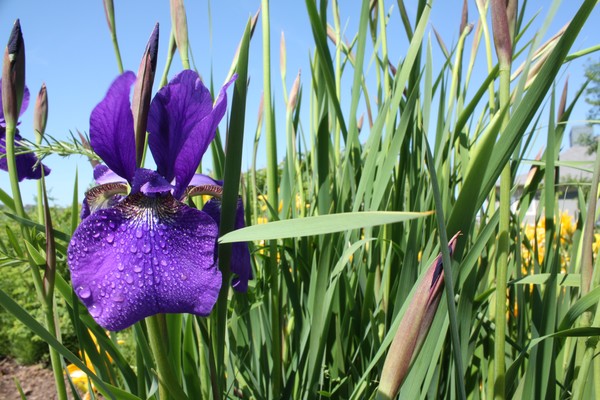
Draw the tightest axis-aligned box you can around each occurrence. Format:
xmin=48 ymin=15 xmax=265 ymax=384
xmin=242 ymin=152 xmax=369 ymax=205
xmin=521 ymin=212 xmax=576 ymax=271
xmin=65 ymin=330 xmax=125 ymax=398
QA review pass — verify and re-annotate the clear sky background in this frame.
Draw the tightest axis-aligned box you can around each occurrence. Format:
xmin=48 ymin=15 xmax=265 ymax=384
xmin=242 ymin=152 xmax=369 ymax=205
xmin=0 ymin=1 xmax=598 ymax=206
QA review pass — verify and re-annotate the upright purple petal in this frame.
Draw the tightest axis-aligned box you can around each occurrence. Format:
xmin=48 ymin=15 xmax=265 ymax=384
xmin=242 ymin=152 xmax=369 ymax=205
xmin=202 ymin=197 xmax=252 ymax=292
xmin=147 ymin=71 xmax=236 ymax=198
xmin=0 ymin=130 xmax=50 ymax=181
xmin=90 ymin=72 xmax=137 ymax=183
xmin=68 ymin=193 xmax=221 ymax=331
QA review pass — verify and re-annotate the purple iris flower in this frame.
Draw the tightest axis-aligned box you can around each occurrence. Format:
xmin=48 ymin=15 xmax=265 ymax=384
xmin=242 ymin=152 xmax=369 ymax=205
xmin=67 ymin=70 xmax=251 ymax=331
xmin=0 ymin=82 xmax=51 ymax=180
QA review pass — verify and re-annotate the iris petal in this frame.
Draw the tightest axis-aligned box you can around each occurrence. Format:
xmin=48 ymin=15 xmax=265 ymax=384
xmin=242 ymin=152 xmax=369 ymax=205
xmin=68 ymin=193 xmax=222 ymax=331
xmin=148 ymin=71 xmax=236 ymax=198
xmin=0 ymin=130 xmax=51 ymax=181
xmin=89 ymin=72 xmax=137 ymax=183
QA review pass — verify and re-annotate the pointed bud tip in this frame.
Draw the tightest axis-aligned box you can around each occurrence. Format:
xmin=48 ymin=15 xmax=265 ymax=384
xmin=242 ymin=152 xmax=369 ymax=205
xmin=148 ymin=23 xmax=159 ymax=67
xmin=7 ymin=19 xmax=23 ymax=56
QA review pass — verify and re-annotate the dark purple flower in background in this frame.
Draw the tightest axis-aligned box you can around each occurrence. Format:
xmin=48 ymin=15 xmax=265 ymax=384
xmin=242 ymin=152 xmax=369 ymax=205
xmin=68 ymin=70 xmax=251 ymax=331
xmin=0 ymin=82 xmax=50 ymax=180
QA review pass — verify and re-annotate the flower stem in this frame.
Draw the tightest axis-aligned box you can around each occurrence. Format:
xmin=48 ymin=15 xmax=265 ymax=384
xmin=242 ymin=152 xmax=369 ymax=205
xmin=4 ymin=122 xmax=25 ymax=217
xmin=147 ymin=314 xmax=187 ymax=400
xmin=44 ymin=301 xmax=68 ymax=400
xmin=494 ymin=62 xmax=511 ymax=400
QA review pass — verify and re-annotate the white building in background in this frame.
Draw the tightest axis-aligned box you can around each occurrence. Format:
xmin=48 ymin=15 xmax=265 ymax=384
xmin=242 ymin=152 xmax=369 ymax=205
xmin=512 ymin=124 xmax=596 ymax=224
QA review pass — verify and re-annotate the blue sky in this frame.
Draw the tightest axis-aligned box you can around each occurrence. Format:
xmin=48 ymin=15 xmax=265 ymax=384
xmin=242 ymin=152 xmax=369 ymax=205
xmin=0 ymin=1 xmax=598 ymax=206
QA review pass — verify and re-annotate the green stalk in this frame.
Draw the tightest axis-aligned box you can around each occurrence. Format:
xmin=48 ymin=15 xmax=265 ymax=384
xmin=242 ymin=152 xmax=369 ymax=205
xmin=159 ymin=29 xmax=177 ymax=88
xmin=43 ymin=298 xmax=68 ymax=400
xmin=261 ymin=0 xmax=282 ymax=396
xmin=146 ymin=315 xmax=188 ymax=400
xmin=492 ymin=1 xmax=513 ymax=397
xmin=111 ymin=34 xmax=124 ymax=74
xmin=147 ymin=315 xmax=171 ymax=400
xmin=4 ymin=122 xmax=25 ymax=218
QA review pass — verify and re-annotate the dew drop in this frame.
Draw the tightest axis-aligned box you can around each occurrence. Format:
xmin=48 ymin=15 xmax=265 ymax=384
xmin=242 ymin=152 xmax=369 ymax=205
xmin=134 ymin=265 xmax=143 ymax=273
xmin=92 ymin=232 xmax=101 ymax=238
xmin=78 ymin=286 xmax=91 ymax=299
xmin=89 ymin=305 xmax=102 ymax=318
xmin=142 ymin=244 xmax=151 ymax=254
xmin=117 ymin=263 xmax=125 ymax=271
xmin=160 ymin=259 xmax=167 ymax=267
xmin=152 ymin=257 xmax=159 ymax=266
xmin=113 ymin=294 xmax=125 ymax=303
xmin=130 ymin=245 xmax=137 ymax=254
xmin=180 ymin=273 xmax=188 ymax=281
xmin=106 ymin=233 xmax=115 ymax=244
xmin=135 ymin=228 xmax=143 ymax=239
xmin=109 ymin=221 xmax=116 ymax=229
xmin=125 ymin=274 xmax=134 ymax=284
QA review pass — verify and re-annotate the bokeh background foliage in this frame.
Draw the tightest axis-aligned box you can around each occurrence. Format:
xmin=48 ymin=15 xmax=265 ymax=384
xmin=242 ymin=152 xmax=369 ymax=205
xmin=1 ymin=0 xmax=600 ymax=399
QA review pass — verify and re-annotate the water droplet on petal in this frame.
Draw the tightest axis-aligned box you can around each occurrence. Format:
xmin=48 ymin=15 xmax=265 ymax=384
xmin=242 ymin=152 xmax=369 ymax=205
xmin=113 ymin=294 xmax=125 ymax=303
xmin=142 ymin=244 xmax=151 ymax=254
xmin=117 ymin=263 xmax=125 ymax=271
xmin=89 ymin=305 xmax=102 ymax=318
xmin=160 ymin=259 xmax=167 ymax=267
xmin=180 ymin=273 xmax=188 ymax=281
xmin=78 ymin=286 xmax=91 ymax=299
xmin=135 ymin=227 xmax=143 ymax=238
xmin=92 ymin=232 xmax=100 ymax=238
xmin=125 ymin=274 xmax=134 ymax=284
xmin=130 ymin=245 xmax=137 ymax=254
xmin=106 ymin=233 xmax=115 ymax=244
xmin=134 ymin=265 xmax=143 ymax=273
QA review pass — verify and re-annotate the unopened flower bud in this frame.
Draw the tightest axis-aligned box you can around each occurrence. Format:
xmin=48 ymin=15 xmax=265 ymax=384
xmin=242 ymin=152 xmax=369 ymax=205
xmin=288 ymin=70 xmax=301 ymax=112
xmin=132 ymin=23 xmax=159 ymax=167
xmin=491 ymin=0 xmax=513 ymax=68
xmin=379 ymin=232 xmax=460 ymax=399
xmin=34 ymin=83 xmax=48 ymax=142
xmin=170 ymin=0 xmax=189 ymax=68
xmin=2 ymin=19 xmax=25 ymax=128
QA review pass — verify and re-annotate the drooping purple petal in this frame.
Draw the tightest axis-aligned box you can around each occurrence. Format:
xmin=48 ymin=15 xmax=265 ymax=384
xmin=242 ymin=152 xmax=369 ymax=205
xmin=68 ymin=193 xmax=221 ymax=331
xmin=0 ymin=130 xmax=50 ymax=181
xmin=90 ymin=72 xmax=137 ymax=183
xmin=0 ymin=82 xmax=29 ymax=126
xmin=147 ymin=71 xmax=236 ymax=198
xmin=202 ymin=197 xmax=252 ymax=292
xmin=93 ymin=164 xmax=128 ymax=185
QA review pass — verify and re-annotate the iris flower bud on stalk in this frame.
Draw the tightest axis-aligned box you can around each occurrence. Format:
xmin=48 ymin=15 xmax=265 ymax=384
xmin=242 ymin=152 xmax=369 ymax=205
xmin=2 ymin=19 xmax=25 ymax=129
xmin=379 ymin=232 xmax=460 ymax=399
xmin=170 ymin=0 xmax=189 ymax=68
xmin=132 ymin=23 xmax=159 ymax=167
xmin=34 ymin=83 xmax=48 ymax=141
xmin=0 ymin=20 xmax=49 ymax=182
